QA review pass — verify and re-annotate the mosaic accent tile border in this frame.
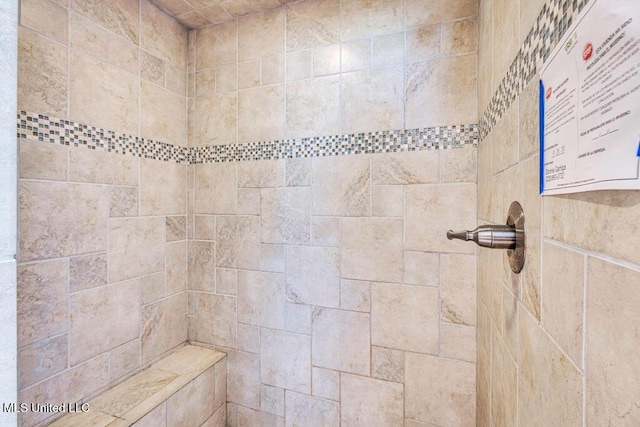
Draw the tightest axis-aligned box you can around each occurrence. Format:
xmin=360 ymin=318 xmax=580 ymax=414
xmin=17 ymin=111 xmax=190 ymax=163
xmin=17 ymin=111 xmax=478 ymax=164
xmin=479 ymin=0 xmax=591 ymax=140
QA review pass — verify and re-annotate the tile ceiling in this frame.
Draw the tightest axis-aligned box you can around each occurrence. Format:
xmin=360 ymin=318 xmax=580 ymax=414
xmin=152 ymin=0 xmax=297 ymax=29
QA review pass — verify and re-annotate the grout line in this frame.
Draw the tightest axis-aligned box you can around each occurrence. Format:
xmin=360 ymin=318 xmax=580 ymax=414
xmin=582 ymin=254 xmax=588 ymax=426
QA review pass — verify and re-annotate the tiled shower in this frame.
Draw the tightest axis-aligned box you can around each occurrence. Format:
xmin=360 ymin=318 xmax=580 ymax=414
xmin=0 ymin=0 xmax=638 ymax=426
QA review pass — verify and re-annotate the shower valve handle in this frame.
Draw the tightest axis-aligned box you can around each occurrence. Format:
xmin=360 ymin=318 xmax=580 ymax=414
xmin=446 ymin=225 xmax=516 ymax=249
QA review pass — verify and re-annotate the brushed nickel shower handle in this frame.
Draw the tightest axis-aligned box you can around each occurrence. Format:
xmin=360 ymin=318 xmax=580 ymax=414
xmin=446 ymin=225 xmax=516 ymax=249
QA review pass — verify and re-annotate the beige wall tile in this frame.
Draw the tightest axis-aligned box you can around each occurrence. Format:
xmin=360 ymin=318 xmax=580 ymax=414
xmin=491 ymin=102 xmax=518 ymax=174
xmin=141 ymin=272 xmax=165 ymax=306
xmin=196 ymin=69 xmax=216 ymax=96
xmin=195 ymin=163 xmax=237 ymax=214
xmin=195 ymin=292 xmax=236 ymax=348
xmin=69 ymin=253 xmax=107 ymax=293
xmin=166 ymin=216 xmax=186 ymax=242
xmin=260 ymin=244 xmax=284 ymax=273
xmin=406 ymin=55 xmax=477 ymax=128
xmin=490 ymin=326 xmax=516 ymax=426
xmin=372 ymin=283 xmax=439 ymax=353
xmin=237 ymin=188 xmax=261 ymax=215
xmin=110 ymin=187 xmax=138 ymax=218
xmin=286 ymin=75 xmax=340 ymax=139
xmin=311 ymin=367 xmax=339 ymax=401
xmin=405 ymin=352 xmax=475 ymax=426
xmin=238 ymin=8 xmax=284 ymax=62
xmin=441 ymin=254 xmax=476 ymax=326
xmin=261 ymin=384 xmax=284 ymax=416
xmin=262 ymin=54 xmax=284 ymax=84
xmin=541 ymin=243 xmax=584 ymax=366
xmin=140 ymin=293 xmax=187 ymax=363
xmin=403 ymin=251 xmax=439 ymax=286
xmin=215 ymin=216 xmax=260 ymax=270
xmin=405 ymin=183 xmax=476 ymax=253
xmin=442 ymin=17 xmax=478 ymax=56
xmin=18 ymin=27 xmax=67 ymax=117
xmin=196 ymin=93 xmax=238 ymax=145
xmin=285 ymin=158 xmax=311 ymax=187
xmin=194 ymin=215 xmax=215 ymax=241
xmin=140 ymin=50 xmax=165 ymax=85
xmin=544 ymin=190 xmax=640 ymax=266
xmin=312 ymin=44 xmax=340 ymax=76
xmin=188 ymin=241 xmax=215 ymax=292
xmin=108 ymin=35 xmax=139 ymax=75
xmin=237 ymin=160 xmax=285 ymax=188
xmin=587 ymin=258 xmax=640 ymax=425
xmin=341 ymin=373 xmax=404 ymax=427
xmin=260 ymin=329 xmax=310 ymax=393
xmin=108 ymin=217 xmax=165 ymax=282
xmin=20 ymin=181 xmax=108 ymax=262
xmin=133 ymin=401 xmax=165 ymax=427
xmin=19 ymin=139 xmax=67 ymax=181
xmin=372 ymin=151 xmax=439 ymax=185
xmin=372 ymin=346 xmax=404 ymax=382
xmin=518 ymin=307 xmax=583 ymax=425
xmin=166 ymin=63 xmax=186 ymax=95
xmin=477 ymin=0 xmax=493 ymax=114
xmin=70 ymin=278 xmax=139 ymax=365
xmin=440 ymin=323 xmax=476 ymax=363
xmin=286 ymin=50 xmax=312 ymax=81
xmin=236 ymin=406 xmax=284 ymax=426
xmin=141 ymin=0 xmax=187 ymax=70
xmin=342 ymin=67 xmax=404 ymax=134
xmin=227 ymin=351 xmax=260 ymax=409
xmin=200 ymin=5 xmax=233 ymax=24
xmin=286 ymin=0 xmax=340 ymax=51
xmin=341 ymin=39 xmax=371 ymax=72
xmin=196 ymin=21 xmax=237 ymax=70
xmin=406 ymin=0 xmax=477 ymax=28
xmin=238 ymin=85 xmax=285 ymax=143
xmin=477 ymin=134 xmax=492 ymax=222
xmin=70 ymin=51 xmax=139 ymax=135
xmin=69 ymin=148 xmax=138 ymax=186
xmin=70 ymin=12 xmax=108 ymax=60
xmin=141 ymin=81 xmax=187 ymax=146
xmin=19 ymin=355 xmax=109 ymax=426
xmin=216 ymin=268 xmax=237 ymax=295
xmin=167 ymin=366 xmax=216 ymax=427
xmin=21 ymin=0 xmax=68 ymax=43
xmin=406 ymin=25 xmax=441 ymax=64
xmin=341 ymin=217 xmax=403 ymax=282
xmin=19 ymin=335 xmax=68 ymax=389
xmin=261 ymin=187 xmax=311 ymax=244
xmin=440 ymin=146 xmax=477 ymax=183
xmin=519 ymin=74 xmax=540 ymax=160
xmin=311 ymin=217 xmax=340 ymax=247
xmin=140 ymin=159 xmax=186 ymax=215
xmin=520 ymin=156 xmax=541 ymax=320
xmin=285 ymin=302 xmax=311 ymax=335
xmin=492 ymin=0 xmax=519 ymax=84
xmin=17 ymin=260 xmax=67 ymax=348
xmin=372 ymin=32 xmax=405 ymax=68
xmin=165 ymin=241 xmax=187 ymax=295
xmin=286 ymin=391 xmax=339 ymax=426
xmin=285 ymin=246 xmax=340 ymax=308
xmin=342 ymin=0 xmax=403 ymax=41
xmin=312 ymin=308 xmax=370 ymax=375
xmin=72 ymin=0 xmax=139 ymax=44
xmin=520 ymin=0 xmax=545 ymax=43
xmin=312 ymin=155 xmax=371 ymax=216
xmin=340 ymin=279 xmax=370 ymax=312
xmin=237 ymin=324 xmax=259 ymax=353
xmin=238 ymin=60 xmax=261 ymax=89
xmin=238 ymin=270 xmax=285 ymax=329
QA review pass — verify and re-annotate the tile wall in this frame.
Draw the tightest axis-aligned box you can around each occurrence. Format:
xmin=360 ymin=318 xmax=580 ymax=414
xmin=477 ymin=0 xmax=640 ymax=425
xmin=16 ymin=1 xmax=188 ymax=425
xmin=188 ymin=1 xmax=480 ymax=425
xmin=0 ymin=1 xmax=18 ymax=425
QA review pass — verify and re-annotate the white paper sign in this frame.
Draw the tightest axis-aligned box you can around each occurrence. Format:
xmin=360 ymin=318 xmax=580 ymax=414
xmin=540 ymin=0 xmax=640 ymax=194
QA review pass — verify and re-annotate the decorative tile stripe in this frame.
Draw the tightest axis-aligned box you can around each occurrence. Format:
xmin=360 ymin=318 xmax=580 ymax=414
xmin=17 ymin=111 xmax=190 ymax=163
xmin=479 ymin=0 xmax=591 ymax=140
xmin=18 ymin=111 xmax=478 ymax=164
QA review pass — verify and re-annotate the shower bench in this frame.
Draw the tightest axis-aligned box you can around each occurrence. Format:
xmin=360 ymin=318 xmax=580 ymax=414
xmin=49 ymin=345 xmax=227 ymax=427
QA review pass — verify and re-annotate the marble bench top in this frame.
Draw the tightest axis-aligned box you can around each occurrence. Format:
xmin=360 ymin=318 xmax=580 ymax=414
xmin=49 ymin=345 xmax=226 ymax=427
